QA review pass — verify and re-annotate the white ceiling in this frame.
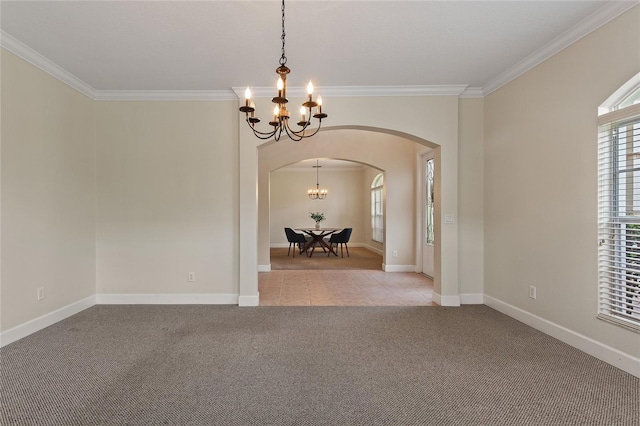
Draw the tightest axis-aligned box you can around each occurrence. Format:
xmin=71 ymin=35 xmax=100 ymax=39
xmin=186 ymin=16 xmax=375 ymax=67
xmin=1 ymin=1 xmax=637 ymax=98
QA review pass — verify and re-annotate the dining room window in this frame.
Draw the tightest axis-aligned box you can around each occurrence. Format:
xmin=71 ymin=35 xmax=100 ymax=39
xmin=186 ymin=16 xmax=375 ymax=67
xmin=371 ymin=173 xmax=384 ymax=243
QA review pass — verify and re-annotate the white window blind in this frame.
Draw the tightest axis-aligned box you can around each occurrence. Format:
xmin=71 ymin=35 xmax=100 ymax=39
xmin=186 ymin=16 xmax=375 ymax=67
xmin=598 ymin=104 xmax=640 ymax=332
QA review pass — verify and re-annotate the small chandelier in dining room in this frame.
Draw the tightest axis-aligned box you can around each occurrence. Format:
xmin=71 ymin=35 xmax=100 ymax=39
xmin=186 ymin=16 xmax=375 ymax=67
xmin=239 ymin=0 xmax=327 ymax=142
xmin=308 ymin=160 xmax=328 ymax=200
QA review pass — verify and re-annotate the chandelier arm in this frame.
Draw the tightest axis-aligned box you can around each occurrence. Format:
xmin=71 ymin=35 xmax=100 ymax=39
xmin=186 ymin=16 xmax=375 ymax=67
xmin=244 ymin=118 xmax=279 ymax=138
xmin=283 ymin=124 xmax=305 ymax=142
xmin=285 ymin=120 xmax=324 ymax=140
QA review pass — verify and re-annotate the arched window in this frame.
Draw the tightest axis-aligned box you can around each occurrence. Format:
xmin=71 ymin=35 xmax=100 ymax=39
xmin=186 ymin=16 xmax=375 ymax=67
xmin=371 ymin=174 xmax=384 ymax=243
xmin=598 ymin=72 xmax=640 ymax=331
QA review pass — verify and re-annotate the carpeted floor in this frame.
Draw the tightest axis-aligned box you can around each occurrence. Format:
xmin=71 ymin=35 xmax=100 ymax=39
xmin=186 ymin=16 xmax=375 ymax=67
xmin=1 ymin=305 xmax=638 ymax=425
xmin=270 ymin=247 xmax=383 ymax=270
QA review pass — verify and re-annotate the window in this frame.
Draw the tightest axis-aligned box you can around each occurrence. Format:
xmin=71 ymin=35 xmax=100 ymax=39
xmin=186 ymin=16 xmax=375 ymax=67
xmin=371 ymin=173 xmax=384 ymax=243
xmin=598 ymin=100 xmax=640 ymax=331
xmin=425 ymin=158 xmax=435 ymax=245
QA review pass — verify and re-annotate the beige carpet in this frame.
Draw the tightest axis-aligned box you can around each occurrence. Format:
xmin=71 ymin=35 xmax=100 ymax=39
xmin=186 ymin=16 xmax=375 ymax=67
xmin=270 ymin=246 xmax=383 ymax=270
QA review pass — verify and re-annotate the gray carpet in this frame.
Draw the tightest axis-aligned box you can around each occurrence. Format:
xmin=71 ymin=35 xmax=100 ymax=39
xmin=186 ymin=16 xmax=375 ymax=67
xmin=1 ymin=305 xmax=638 ymax=425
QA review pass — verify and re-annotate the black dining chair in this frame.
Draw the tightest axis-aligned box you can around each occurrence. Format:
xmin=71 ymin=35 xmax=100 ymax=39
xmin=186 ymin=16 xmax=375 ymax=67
xmin=327 ymin=228 xmax=353 ymax=258
xmin=284 ymin=228 xmax=309 ymax=257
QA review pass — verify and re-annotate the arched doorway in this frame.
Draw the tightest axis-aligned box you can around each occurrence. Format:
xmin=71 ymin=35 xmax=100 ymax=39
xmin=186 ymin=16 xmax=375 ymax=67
xmin=239 ymin=123 xmax=459 ymax=307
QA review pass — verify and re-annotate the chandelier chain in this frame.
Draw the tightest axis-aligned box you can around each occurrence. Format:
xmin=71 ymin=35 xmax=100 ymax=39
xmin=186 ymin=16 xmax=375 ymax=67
xmin=280 ymin=0 xmax=287 ymax=66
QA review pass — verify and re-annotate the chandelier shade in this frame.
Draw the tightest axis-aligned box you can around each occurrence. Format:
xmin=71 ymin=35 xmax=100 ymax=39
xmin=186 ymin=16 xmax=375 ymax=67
xmin=308 ymin=160 xmax=328 ymax=200
xmin=239 ymin=0 xmax=327 ymax=142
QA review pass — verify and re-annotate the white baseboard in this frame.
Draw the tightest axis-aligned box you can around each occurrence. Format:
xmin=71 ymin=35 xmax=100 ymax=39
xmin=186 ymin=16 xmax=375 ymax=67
xmin=460 ymin=293 xmax=484 ymax=305
xmin=382 ymin=264 xmax=416 ymax=272
xmin=362 ymin=244 xmax=383 ymax=256
xmin=96 ymin=293 xmax=238 ymax=305
xmin=433 ymin=292 xmax=461 ymax=307
xmin=484 ymin=295 xmax=640 ymax=378
xmin=0 ymin=295 xmax=96 ymax=348
xmin=238 ymin=294 xmax=260 ymax=307
xmin=258 ymin=264 xmax=271 ymax=272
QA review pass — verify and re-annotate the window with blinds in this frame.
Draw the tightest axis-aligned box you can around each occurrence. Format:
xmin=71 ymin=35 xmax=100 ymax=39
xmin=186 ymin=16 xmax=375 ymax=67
xmin=598 ymin=103 xmax=640 ymax=332
xmin=371 ymin=173 xmax=384 ymax=243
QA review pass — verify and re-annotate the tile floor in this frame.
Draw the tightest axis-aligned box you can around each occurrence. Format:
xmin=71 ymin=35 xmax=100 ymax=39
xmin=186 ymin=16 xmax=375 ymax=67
xmin=258 ymin=270 xmax=434 ymax=306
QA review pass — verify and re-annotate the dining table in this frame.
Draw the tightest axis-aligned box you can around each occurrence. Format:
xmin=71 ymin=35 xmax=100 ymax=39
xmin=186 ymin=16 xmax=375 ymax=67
xmin=295 ymin=227 xmax=342 ymax=258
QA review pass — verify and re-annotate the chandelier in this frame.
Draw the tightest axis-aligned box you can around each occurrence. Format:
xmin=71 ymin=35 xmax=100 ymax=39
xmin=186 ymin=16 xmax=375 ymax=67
xmin=239 ymin=0 xmax=327 ymax=142
xmin=308 ymin=160 xmax=328 ymax=200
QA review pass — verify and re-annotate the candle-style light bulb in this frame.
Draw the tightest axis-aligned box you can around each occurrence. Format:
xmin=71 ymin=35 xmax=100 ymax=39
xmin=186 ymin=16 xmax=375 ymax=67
xmin=307 ymin=81 xmax=314 ymax=102
xmin=300 ymin=106 xmax=306 ymax=121
xmin=317 ymin=96 xmax=323 ymax=114
xmin=244 ymin=87 xmax=251 ymax=107
xmin=273 ymin=105 xmax=280 ymax=121
xmin=277 ymin=77 xmax=284 ymax=98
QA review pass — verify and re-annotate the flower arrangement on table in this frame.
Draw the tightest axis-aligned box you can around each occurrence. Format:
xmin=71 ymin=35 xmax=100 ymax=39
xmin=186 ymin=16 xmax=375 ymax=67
xmin=310 ymin=212 xmax=326 ymax=229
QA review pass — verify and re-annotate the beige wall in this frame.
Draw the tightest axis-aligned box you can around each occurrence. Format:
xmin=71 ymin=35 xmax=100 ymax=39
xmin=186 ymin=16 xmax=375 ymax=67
xmin=269 ymin=167 xmax=367 ymax=247
xmin=1 ymin=50 xmax=96 ymax=331
xmin=458 ymin=98 xmax=484 ymax=297
xmin=95 ymin=101 xmax=239 ymax=296
xmin=484 ymin=6 xmax=640 ymax=357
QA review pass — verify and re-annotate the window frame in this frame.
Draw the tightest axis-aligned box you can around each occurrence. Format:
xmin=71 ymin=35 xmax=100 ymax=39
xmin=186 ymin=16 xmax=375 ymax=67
xmin=598 ymin=103 xmax=640 ymax=332
xmin=371 ymin=173 xmax=384 ymax=243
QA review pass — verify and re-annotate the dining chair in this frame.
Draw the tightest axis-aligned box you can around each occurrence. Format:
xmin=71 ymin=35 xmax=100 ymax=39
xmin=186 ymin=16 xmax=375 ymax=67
xmin=327 ymin=228 xmax=353 ymax=258
xmin=284 ymin=228 xmax=309 ymax=257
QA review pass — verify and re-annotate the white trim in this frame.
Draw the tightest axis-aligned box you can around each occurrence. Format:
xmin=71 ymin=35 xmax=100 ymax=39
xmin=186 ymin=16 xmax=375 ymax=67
xmin=0 ymin=295 xmax=96 ymax=348
xmin=233 ymin=85 xmax=469 ymax=99
xmin=432 ymin=292 xmax=461 ymax=307
xmin=460 ymin=87 xmax=485 ymax=99
xmin=382 ymin=264 xmax=416 ymax=272
xmin=95 ymin=293 xmax=238 ymax=305
xmin=482 ymin=1 xmax=638 ymax=96
xmin=93 ymin=90 xmax=237 ymax=101
xmin=363 ymin=244 xmax=383 ymax=256
xmin=599 ymin=72 xmax=640 ymax=113
xmin=238 ymin=294 xmax=260 ymax=307
xmin=258 ymin=264 xmax=271 ymax=272
xmin=484 ymin=295 xmax=640 ymax=378
xmin=459 ymin=293 xmax=484 ymax=305
xmin=0 ymin=31 xmax=97 ymax=99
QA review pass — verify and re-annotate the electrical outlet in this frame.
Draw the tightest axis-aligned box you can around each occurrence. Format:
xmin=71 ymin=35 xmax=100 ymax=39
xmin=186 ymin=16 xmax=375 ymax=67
xmin=188 ymin=272 xmax=195 ymax=282
xmin=392 ymin=250 xmax=398 ymax=258
xmin=37 ymin=287 xmax=45 ymax=301
xmin=529 ymin=285 xmax=537 ymax=300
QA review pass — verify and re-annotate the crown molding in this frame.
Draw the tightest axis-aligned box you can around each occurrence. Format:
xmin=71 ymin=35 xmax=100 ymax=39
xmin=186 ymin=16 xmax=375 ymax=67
xmin=460 ymin=87 xmax=484 ymax=99
xmin=93 ymin=90 xmax=237 ymax=101
xmin=232 ymin=85 xmax=469 ymax=99
xmin=0 ymin=30 xmax=97 ymax=99
xmin=482 ymin=1 xmax=639 ymax=96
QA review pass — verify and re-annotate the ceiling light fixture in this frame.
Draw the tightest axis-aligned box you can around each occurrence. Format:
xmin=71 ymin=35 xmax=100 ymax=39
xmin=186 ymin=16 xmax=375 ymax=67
xmin=308 ymin=159 xmax=328 ymax=200
xmin=239 ymin=0 xmax=327 ymax=141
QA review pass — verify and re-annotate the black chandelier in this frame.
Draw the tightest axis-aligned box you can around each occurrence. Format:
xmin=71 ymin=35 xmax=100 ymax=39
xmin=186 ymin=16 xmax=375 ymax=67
xmin=239 ymin=0 xmax=327 ymax=141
